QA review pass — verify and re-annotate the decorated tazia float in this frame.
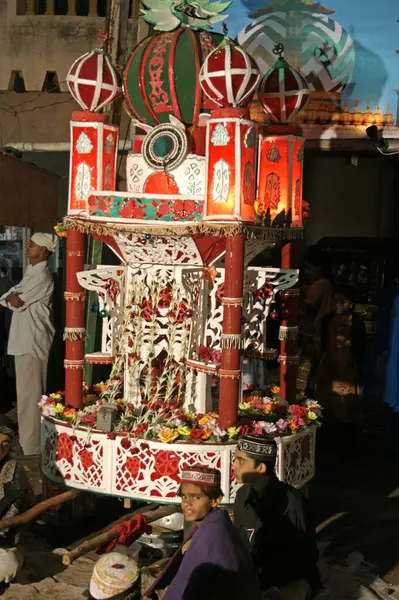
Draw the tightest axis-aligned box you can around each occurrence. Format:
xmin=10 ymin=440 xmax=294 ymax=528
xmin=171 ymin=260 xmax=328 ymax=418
xmin=41 ymin=0 xmax=321 ymax=505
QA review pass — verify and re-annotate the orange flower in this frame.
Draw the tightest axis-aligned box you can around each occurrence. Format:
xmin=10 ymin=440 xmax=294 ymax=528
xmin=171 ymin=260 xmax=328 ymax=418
xmin=201 ymin=428 xmax=212 ymax=441
xmin=62 ymin=408 xmax=76 ymax=419
xmin=271 ymin=386 xmax=280 ymax=395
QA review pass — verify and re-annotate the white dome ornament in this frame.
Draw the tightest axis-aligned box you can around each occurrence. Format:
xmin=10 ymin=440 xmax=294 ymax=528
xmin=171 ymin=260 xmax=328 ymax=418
xmin=66 ymin=31 xmax=122 ymax=113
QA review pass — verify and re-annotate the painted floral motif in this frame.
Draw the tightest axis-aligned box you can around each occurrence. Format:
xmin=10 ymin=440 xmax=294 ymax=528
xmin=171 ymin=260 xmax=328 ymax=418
xmin=211 ymin=159 xmax=230 ymax=203
xmin=243 ymin=161 xmax=253 ymax=205
xmin=75 ymin=162 xmax=91 ymax=201
xmin=211 ymin=123 xmax=230 ymax=146
xmin=103 ymin=162 xmax=113 ymax=190
xmin=148 ymin=34 xmax=173 ymax=112
xmin=151 ymin=450 xmax=180 ymax=482
xmin=129 ymin=163 xmax=144 ymax=193
xmin=56 ymin=432 xmax=74 ymax=465
xmin=76 ymin=132 xmax=93 ymax=154
xmin=294 ymin=178 xmax=301 ymax=217
xmin=79 ymin=448 xmax=94 ymax=471
xmin=104 ymin=133 xmax=115 ymax=154
xmin=88 ymin=195 xmax=203 ymax=222
xmin=244 ymin=127 xmax=256 ymax=149
xmin=124 ymin=456 xmax=141 ymax=479
xmin=297 ymin=143 xmax=304 ymax=163
xmin=264 ymin=172 xmax=280 ymax=210
xmin=185 ymin=162 xmax=203 ymax=196
xmin=171 ymin=199 xmax=197 ymax=220
xmin=267 ymin=144 xmax=281 ymax=163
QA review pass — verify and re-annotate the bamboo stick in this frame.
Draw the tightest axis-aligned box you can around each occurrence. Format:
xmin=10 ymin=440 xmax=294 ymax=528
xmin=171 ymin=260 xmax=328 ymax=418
xmin=0 ymin=491 xmax=78 ymax=530
xmin=62 ymin=504 xmax=179 ymax=566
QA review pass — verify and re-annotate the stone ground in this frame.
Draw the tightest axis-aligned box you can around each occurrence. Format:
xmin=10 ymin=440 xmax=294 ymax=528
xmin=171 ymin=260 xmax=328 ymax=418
xmin=2 ymin=419 xmax=399 ymax=599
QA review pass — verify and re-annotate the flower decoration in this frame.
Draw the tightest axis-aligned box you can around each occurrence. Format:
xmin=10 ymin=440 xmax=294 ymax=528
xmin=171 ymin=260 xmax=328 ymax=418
xmin=53 ymin=222 xmax=67 ymax=238
xmin=40 ymin=377 xmax=321 ymax=445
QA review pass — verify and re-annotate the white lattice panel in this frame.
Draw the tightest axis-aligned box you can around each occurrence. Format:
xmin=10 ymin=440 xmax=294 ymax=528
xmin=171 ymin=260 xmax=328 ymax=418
xmin=77 ymin=266 xmax=126 ymax=355
xmin=123 ymin=265 xmax=202 ymax=405
xmin=191 ymin=267 xmax=299 ymax=356
xmin=114 ymin=233 xmax=204 ymax=266
xmin=243 ymin=267 xmax=299 ymax=353
xmin=41 ymin=419 xmax=316 ymax=503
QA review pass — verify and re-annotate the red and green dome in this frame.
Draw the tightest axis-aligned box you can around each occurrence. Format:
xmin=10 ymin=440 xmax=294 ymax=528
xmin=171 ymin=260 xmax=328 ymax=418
xmin=123 ymin=28 xmax=224 ymax=128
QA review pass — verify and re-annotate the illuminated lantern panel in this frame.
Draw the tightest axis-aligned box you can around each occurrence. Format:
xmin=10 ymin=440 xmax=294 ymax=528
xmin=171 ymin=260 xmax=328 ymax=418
xmin=256 ymin=135 xmax=304 ymax=229
xmin=205 ymin=118 xmax=257 ymax=222
xmin=69 ymin=116 xmax=119 ymax=215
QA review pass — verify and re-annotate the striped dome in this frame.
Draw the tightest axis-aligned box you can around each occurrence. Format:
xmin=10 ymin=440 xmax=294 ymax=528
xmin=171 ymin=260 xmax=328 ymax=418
xmin=237 ymin=11 xmax=355 ymax=93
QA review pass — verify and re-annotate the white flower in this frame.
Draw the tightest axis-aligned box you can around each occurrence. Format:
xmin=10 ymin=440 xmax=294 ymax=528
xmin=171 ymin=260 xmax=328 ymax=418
xmin=38 ymin=395 xmax=51 ymax=408
xmin=42 ymin=404 xmax=56 ymax=417
xmin=262 ymin=396 xmax=273 ymax=404
xmin=212 ymin=427 xmax=227 ymax=441
xmin=263 ymin=422 xmax=277 ymax=434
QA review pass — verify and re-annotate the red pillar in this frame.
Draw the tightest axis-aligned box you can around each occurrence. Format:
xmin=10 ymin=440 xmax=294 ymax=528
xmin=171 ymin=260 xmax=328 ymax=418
xmin=219 ymin=234 xmax=245 ymax=429
xmin=279 ymin=241 xmax=300 ymax=402
xmin=64 ymin=228 xmax=85 ymax=408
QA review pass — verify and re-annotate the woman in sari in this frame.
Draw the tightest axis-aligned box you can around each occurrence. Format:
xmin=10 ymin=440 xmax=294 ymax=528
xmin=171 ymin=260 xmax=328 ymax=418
xmin=298 ymin=249 xmax=333 ymax=395
xmin=144 ymin=466 xmax=260 ymax=600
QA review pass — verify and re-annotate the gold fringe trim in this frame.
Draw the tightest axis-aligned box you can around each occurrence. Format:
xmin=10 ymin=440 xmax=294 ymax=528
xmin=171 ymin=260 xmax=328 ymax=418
xmin=63 ymin=327 xmax=87 ymax=342
xmin=222 ymin=297 xmax=243 ymax=307
xmin=64 ymin=359 xmax=85 ymax=370
xmin=85 ymin=355 xmax=115 ymax=365
xmin=278 ymin=354 xmax=299 ymax=365
xmin=244 ymin=227 xmax=303 ymax=241
xmin=221 ymin=334 xmax=243 ymax=350
xmin=243 ymin=349 xmax=278 ymax=361
xmin=64 ymin=291 xmax=86 ymax=302
xmin=186 ymin=359 xmax=217 ymax=375
xmin=278 ymin=326 xmax=299 ymax=341
xmin=219 ymin=368 xmax=241 ymax=379
xmin=63 ymin=217 xmax=303 ymax=241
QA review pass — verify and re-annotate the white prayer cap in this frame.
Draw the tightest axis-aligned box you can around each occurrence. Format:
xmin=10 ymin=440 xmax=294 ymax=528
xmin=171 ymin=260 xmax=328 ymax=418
xmin=31 ymin=232 xmax=57 ymax=253
xmin=89 ymin=552 xmax=139 ymax=599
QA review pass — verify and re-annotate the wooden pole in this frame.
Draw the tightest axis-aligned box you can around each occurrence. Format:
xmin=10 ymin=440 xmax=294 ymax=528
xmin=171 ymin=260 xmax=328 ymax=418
xmin=0 ymin=491 xmax=78 ymax=530
xmin=65 ymin=228 xmax=85 ymax=408
xmin=279 ymin=241 xmax=300 ymax=402
xmin=219 ymin=234 xmax=245 ymax=429
xmin=62 ymin=504 xmax=179 ymax=565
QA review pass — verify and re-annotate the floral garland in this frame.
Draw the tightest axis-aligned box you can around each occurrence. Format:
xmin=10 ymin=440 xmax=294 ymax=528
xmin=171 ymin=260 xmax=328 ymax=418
xmin=39 ymin=383 xmax=322 ymax=443
xmin=54 ymin=222 xmax=68 ymax=238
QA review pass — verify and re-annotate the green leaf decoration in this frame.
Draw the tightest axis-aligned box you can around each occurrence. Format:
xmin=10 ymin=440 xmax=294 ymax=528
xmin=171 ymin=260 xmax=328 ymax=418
xmin=140 ymin=0 xmax=232 ymax=32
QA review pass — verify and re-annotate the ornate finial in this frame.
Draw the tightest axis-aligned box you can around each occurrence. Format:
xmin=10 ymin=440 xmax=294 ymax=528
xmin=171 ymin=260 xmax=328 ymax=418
xmin=273 ymin=43 xmax=284 ymax=59
xmin=97 ymin=30 xmax=109 ymax=47
xmin=222 ymin=22 xmax=228 ymax=36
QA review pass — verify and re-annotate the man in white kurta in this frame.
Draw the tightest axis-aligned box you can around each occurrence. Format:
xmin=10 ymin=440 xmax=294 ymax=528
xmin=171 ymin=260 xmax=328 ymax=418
xmin=0 ymin=233 xmax=56 ymax=455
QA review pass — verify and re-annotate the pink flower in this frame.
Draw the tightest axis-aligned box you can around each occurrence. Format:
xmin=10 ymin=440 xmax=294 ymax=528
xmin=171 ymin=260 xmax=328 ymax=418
xmin=276 ymin=419 xmax=288 ymax=432
xmin=211 ymin=350 xmax=222 ymax=365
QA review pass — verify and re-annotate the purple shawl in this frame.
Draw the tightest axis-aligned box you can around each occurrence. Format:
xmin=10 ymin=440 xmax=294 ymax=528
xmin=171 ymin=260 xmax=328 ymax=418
xmin=146 ymin=509 xmax=260 ymax=600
